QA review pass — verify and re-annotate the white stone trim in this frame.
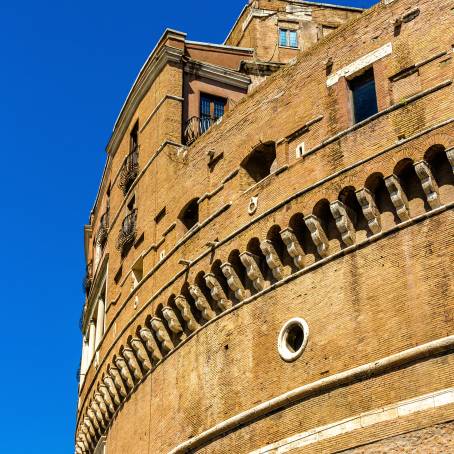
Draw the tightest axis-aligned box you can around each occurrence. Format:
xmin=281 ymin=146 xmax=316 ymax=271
xmin=326 ymin=43 xmax=393 ymax=87
xmin=277 ymin=318 xmax=309 ymax=362
xmin=250 ymin=388 xmax=454 ymax=453
xmin=168 ymin=335 xmax=454 ymax=453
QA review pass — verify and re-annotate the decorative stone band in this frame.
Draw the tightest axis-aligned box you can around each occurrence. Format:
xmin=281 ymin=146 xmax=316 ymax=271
xmin=76 ymin=202 xmax=454 ymax=453
xmin=326 ymin=43 xmax=392 ymax=87
xmin=249 ymin=387 xmax=454 ymax=453
xmin=168 ymin=335 xmax=454 ymax=454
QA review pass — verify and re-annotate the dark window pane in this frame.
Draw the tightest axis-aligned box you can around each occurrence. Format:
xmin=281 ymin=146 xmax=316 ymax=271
xmin=350 ymin=69 xmax=378 ymax=124
xmin=200 ymin=95 xmax=211 ymax=118
xmin=213 ymin=98 xmax=225 ymax=120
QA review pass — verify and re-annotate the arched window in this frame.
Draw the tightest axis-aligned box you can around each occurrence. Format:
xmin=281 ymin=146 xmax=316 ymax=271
xmin=178 ymin=198 xmax=199 ymax=232
xmin=241 ymin=142 xmax=277 ymax=184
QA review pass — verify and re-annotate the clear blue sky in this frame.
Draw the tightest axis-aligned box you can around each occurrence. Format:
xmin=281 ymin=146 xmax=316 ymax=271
xmin=0 ymin=0 xmax=374 ymax=452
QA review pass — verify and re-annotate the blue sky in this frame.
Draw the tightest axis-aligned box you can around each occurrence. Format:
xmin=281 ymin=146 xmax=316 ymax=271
xmin=0 ymin=0 xmax=374 ymax=452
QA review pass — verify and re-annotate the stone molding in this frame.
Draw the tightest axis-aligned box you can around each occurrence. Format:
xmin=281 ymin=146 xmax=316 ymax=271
xmin=76 ymin=201 xmax=454 ymax=453
xmin=78 ymin=125 xmax=454 ymax=406
xmin=169 ymin=336 xmax=454 ymax=453
xmin=326 ymin=43 xmax=393 ymax=87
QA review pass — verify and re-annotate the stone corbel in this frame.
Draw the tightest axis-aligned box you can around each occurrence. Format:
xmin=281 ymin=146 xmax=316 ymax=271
xmin=260 ymin=240 xmax=285 ymax=279
xmin=189 ymin=285 xmax=216 ymax=320
xmin=94 ymin=393 xmax=110 ymax=420
xmin=83 ymin=416 xmax=96 ymax=438
xmin=385 ymin=174 xmax=410 ymax=221
xmin=139 ymin=327 xmax=163 ymax=362
xmin=77 ymin=435 xmax=88 ymax=453
xmin=221 ymin=262 xmax=246 ymax=301
xmin=204 ymin=273 xmax=232 ymax=311
xmin=87 ymin=408 xmax=101 ymax=432
xmin=355 ymin=188 xmax=381 ymax=234
xmin=240 ymin=252 xmax=266 ymax=291
xmin=80 ymin=426 xmax=92 ymax=449
xmin=280 ymin=227 xmax=304 ymax=269
xmin=123 ymin=347 xmax=143 ymax=381
xmin=99 ymin=384 xmax=115 ymax=414
xmin=162 ymin=306 xmax=184 ymax=333
xmin=114 ymin=356 xmax=134 ymax=389
xmin=103 ymin=374 xmax=122 ymax=405
xmin=131 ymin=338 xmax=152 ymax=372
xmin=150 ymin=317 xmax=174 ymax=352
xmin=108 ymin=364 xmax=128 ymax=398
xmin=414 ymin=160 xmax=440 ymax=209
xmin=304 ymin=215 xmax=329 ymax=257
xmin=446 ymin=148 xmax=454 ymax=173
xmin=90 ymin=400 xmax=106 ymax=429
xmin=330 ymin=201 xmax=356 ymax=246
xmin=174 ymin=295 xmax=200 ymax=331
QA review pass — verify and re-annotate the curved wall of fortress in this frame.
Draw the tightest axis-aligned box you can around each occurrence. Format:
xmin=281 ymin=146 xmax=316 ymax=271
xmin=75 ymin=1 xmax=454 ymax=452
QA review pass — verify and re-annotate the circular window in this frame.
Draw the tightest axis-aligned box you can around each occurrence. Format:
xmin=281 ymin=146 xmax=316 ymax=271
xmin=278 ymin=318 xmax=309 ymax=362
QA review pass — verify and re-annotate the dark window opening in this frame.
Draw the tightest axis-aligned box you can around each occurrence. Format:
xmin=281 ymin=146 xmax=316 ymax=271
xmin=349 ymin=68 xmax=378 ymax=124
xmin=286 ymin=324 xmax=305 ymax=353
xmin=241 ymin=142 xmax=277 ymax=184
xmin=130 ymin=121 xmax=139 ymax=152
xmin=179 ymin=199 xmax=199 ymax=232
xmin=200 ymin=94 xmax=226 ymax=133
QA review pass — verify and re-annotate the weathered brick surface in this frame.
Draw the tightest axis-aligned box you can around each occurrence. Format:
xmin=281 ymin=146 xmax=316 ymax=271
xmin=76 ymin=0 xmax=454 ymax=452
xmin=340 ymin=421 xmax=454 ymax=454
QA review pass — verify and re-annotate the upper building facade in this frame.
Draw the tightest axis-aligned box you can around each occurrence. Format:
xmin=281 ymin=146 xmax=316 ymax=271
xmin=75 ymin=0 xmax=454 ymax=453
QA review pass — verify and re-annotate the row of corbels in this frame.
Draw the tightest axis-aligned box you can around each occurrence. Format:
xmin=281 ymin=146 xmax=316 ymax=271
xmin=76 ymin=151 xmax=453 ymax=453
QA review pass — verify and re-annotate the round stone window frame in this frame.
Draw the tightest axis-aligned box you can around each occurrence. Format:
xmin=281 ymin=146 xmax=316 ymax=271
xmin=277 ymin=317 xmax=309 ymax=362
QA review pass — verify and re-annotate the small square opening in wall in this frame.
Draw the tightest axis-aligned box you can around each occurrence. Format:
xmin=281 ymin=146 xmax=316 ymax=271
xmin=296 ymin=142 xmax=305 ymax=158
xmin=131 ymin=256 xmax=143 ymax=289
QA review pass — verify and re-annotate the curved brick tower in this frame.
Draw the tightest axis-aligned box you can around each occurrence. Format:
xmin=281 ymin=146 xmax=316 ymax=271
xmin=75 ymin=1 xmax=454 ymax=453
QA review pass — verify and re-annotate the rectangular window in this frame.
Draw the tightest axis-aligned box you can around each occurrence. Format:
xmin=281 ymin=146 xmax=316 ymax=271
xmin=130 ymin=121 xmax=139 ymax=152
xmin=289 ymin=30 xmax=298 ymax=48
xmin=200 ymin=94 xmax=226 ymax=133
xmin=349 ymin=68 xmax=378 ymax=124
xmin=279 ymin=29 xmax=298 ymax=48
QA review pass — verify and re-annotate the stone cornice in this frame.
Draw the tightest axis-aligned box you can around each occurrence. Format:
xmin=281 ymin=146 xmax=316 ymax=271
xmin=184 ymin=58 xmax=251 ymax=89
xmin=106 ymin=30 xmax=186 ymax=159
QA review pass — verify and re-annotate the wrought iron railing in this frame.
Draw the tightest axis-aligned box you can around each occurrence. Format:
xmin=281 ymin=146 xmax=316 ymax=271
xmin=116 ymin=208 xmax=138 ymax=251
xmin=96 ymin=207 xmax=110 ymax=248
xmin=184 ymin=116 xmax=221 ymax=145
xmin=118 ymin=146 xmax=139 ymax=195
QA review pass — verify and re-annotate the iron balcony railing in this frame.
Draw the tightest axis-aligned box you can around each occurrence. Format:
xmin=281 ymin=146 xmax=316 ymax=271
xmin=116 ymin=208 xmax=138 ymax=251
xmin=118 ymin=146 xmax=139 ymax=195
xmin=96 ymin=207 xmax=110 ymax=248
xmin=184 ymin=116 xmax=222 ymax=145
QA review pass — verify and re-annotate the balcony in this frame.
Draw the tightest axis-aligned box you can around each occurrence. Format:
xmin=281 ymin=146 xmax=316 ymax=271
xmin=118 ymin=146 xmax=139 ymax=195
xmin=96 ymin=207 xmax=110 ymax=249
xmin=184 ymin=116 xmax=221 ymax=145
xmin=116 ymin=208 xmax=137 ymax=252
